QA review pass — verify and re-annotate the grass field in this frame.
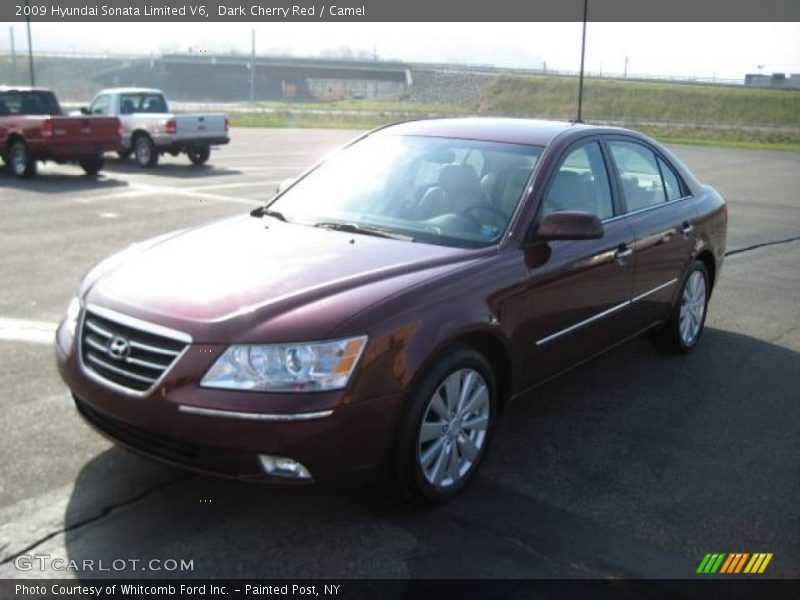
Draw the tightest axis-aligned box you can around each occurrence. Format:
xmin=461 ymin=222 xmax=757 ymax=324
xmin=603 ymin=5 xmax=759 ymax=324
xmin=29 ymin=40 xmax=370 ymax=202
xmin=230 ymin=75 xmax=800 ymax=151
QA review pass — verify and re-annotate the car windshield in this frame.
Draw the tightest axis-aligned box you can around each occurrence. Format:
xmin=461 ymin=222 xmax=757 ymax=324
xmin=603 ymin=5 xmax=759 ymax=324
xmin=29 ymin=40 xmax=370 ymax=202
xmin=119 ymin=93 xmax=168 ymax=114
xmin=268 ymin=134 xmax=543 ymax=248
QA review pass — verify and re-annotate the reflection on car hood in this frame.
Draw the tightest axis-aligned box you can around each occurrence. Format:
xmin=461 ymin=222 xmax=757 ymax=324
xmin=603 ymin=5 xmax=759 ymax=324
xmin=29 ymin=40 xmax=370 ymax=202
xmin=86 ymin=216 xmax=476 ymax=339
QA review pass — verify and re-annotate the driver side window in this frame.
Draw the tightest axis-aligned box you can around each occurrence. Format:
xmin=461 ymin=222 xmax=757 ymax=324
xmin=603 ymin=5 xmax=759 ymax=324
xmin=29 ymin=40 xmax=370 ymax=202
xmin=541 ymin=141 xmax=614 ymax=220
xmin=89 ymin=95 xmax=110 ymax=115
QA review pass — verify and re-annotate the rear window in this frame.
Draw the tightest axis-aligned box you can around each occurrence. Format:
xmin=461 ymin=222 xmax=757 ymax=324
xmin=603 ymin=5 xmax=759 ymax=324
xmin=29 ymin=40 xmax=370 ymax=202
xmin=119 ymin=93 xmax=168 ymax=114
xmin=0 ymin=91 xmax=61 ymax=116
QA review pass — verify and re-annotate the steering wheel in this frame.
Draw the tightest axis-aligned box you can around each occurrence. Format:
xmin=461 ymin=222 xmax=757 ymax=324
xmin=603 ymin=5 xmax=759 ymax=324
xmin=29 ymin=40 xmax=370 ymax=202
xmin=460 ymin=204 xmax=509 ymax=228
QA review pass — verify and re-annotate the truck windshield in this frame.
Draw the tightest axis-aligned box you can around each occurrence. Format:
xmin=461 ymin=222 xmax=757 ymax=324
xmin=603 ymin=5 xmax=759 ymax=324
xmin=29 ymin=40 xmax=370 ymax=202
xmin=119 ymin=93 xmax=168 ymax=114
xmin=0 ymin=91 xmax=62 ymax=116
xmin=268 ymin=135 xmax=543 ymax=248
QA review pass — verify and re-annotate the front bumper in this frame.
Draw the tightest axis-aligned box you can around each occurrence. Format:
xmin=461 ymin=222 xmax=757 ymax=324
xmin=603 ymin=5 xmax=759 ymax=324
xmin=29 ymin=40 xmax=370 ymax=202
xmin=56 ymin=319 xmax=402 ymax=486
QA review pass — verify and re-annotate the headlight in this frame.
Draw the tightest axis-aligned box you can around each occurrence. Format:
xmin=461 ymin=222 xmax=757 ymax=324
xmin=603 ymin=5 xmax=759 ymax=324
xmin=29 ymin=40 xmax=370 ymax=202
xmin=201 ymin=336 xmax=368 ymax=392
xmin=65 ymin=296 xmax=81 ymax=337
xmin=56 ymin=295 xmax=81 ymax=355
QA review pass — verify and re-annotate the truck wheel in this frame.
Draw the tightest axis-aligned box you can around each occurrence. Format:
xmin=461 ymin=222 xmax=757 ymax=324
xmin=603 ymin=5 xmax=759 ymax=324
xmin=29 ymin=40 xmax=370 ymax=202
xmin=79 ymin=154 xmax=105 ymax=176
xmin=117 ymin=149 xmax=132 ymax=160
xmin=133 ymin=135 xmax=158 ymax=168
xmin=187 ymin=146 xmax=211 ymax=166
xmin=8 ymin=140 xmax=37 ymax=178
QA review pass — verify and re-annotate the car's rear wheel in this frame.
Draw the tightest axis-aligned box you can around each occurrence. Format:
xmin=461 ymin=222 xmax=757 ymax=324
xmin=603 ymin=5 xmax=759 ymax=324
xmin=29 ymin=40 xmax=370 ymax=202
xmin=8 ymin=140 xmax=37 ymax=178
xmin=79 ymin=154 xmax=104 ymax=176
xmin=187 ymin=146 xmax=211 ymax=166
xmin=392 ymin=346 xmax=496 ymax=505
xmin=652 ymin=260 xmax=709 ymax=354
xmin=133 ymin=135 xmax=158 ymax=168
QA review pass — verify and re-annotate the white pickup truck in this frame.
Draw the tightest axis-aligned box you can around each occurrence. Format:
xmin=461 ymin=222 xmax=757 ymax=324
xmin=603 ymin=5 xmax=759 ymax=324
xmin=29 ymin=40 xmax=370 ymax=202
xmin=84 ymin=88 xmax=229 ymax=167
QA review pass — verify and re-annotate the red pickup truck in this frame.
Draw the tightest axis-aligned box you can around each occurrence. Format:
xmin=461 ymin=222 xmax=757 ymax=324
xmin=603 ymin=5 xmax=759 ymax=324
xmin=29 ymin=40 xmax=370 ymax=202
xmin=0 ymin=87 xmax=121 ymax=179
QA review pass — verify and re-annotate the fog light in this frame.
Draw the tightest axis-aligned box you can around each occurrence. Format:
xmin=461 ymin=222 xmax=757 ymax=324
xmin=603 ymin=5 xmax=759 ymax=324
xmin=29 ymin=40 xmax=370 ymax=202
xmin=258 ymin=454 xmax=312 ymax=480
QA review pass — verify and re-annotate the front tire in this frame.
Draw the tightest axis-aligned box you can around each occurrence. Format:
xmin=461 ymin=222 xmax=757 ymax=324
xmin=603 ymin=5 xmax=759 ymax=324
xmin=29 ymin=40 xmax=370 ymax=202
xmin=79 ymin=154 xmax=104 ymax=176
xmin=8 ymin=140 xmax=37 ymax=178
xmin=392 ymin=346 xmax=497 ymax=505
xmin=133 ymin=135 xmax=159 ymax=168
xmin=187 ymin=146 xmax=211 ymax=166
xmin=651 ymin=260 xmax=710 ymax=354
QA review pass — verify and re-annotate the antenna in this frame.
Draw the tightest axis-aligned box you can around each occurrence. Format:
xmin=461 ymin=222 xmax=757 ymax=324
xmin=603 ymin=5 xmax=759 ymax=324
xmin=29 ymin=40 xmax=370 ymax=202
xmin=575 ymin=0 xmax=588 ymax=123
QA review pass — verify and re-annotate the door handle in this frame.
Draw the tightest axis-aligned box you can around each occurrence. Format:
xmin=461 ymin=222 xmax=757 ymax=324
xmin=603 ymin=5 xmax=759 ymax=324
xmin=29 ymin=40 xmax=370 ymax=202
xmin=681 ymin=221 xmax=695 ymax=237
xmin=614 ymin=244 xmax=633 ymax=263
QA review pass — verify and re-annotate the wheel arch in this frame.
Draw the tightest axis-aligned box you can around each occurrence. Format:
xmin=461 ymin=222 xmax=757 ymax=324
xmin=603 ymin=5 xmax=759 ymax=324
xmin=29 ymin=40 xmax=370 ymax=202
xmin=695 ymin=248 xmax=717 ymax=292
xmin=408 ymin=325 xmax=514 ymax=415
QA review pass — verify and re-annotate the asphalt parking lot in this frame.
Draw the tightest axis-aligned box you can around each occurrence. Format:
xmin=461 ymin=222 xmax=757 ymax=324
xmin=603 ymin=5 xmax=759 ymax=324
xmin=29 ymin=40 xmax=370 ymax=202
xmin=0 ymin=129 xmax=798 ymax=579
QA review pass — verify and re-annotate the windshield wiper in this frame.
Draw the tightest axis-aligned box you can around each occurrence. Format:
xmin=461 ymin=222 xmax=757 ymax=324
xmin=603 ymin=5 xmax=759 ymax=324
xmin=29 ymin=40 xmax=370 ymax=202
xmin=313 ymin=221 xmax=414 ymax=241
xmin=251 ymin=206 xmax=289 ymax=222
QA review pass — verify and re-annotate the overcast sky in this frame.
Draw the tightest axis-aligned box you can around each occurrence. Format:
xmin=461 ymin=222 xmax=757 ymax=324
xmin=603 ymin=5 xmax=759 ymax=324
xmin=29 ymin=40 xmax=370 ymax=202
xmin=2 ymin=22 xmax=798 ymax=80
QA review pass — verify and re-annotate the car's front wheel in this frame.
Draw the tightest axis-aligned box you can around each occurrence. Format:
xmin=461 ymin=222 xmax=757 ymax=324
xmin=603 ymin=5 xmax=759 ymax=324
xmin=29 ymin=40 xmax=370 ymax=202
xmin=652 ymin=260 xmax=710 ymax=354
xmin=392 ymin=346 xmax=496 ymax=505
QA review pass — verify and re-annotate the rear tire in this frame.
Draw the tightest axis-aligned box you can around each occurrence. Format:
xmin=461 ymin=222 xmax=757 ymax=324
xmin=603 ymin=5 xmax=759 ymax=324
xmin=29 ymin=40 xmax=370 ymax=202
xmin=133 ymin=135 xmax=158 ymax=168
xmin=391 ymin=345 xmax=497 ymax=505
xmin=187 ymin=146 xmax=211 ymax=166
xmin=117 ymin=149 xmax=132 ymax=160
xmin=8 ymin=140 xmax=37 ymax=178
xmin=79 ymin=154 xmax=104 ymax=176
xmin=651 ymin=260 xmax=710 ymax=354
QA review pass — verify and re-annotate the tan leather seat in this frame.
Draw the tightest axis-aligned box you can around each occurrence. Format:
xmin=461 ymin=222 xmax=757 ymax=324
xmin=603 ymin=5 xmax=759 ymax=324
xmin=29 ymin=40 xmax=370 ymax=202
xmin=419 ymin=164 xmax=486 ymax=218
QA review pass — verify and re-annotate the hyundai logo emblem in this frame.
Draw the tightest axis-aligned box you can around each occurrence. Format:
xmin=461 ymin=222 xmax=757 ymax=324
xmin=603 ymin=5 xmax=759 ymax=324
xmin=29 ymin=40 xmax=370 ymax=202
xmin=107 ymin=335 xmax=131 ymax=361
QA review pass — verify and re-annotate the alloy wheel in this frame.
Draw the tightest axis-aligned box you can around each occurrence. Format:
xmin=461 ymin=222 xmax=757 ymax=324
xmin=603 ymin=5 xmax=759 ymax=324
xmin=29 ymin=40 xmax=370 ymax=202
xmin=417 ymin=368 xmax=490 ymax=489
xmin=679 ymin=270 xmax=707 ymax=346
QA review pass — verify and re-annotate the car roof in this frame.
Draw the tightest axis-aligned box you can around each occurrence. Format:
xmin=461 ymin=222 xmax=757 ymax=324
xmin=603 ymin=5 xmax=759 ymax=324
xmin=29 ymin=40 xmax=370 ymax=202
xmin=0 ymin=86 xmax=54 ymax=93
xmin=97 ymin=87 xmax=164 ymax=95
xmin=376 ymin=117 xmax=603 ymax=147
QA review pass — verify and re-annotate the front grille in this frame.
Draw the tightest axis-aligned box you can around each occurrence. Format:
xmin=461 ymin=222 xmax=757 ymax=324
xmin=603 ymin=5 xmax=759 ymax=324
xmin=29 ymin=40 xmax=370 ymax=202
xmin=80 ymin=309 xmax=188 ymax=393
xmin=74 ymin=396 xmax=263 ymax=478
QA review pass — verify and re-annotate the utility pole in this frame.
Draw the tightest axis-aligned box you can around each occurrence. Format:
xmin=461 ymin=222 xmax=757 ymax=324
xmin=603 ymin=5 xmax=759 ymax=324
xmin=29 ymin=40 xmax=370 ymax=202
xmin=249 ymin=28 xmax=255 ymax=103
xmin=10 ymin=26 xmax=17 ymax=85
xmin=575 ymin=0 xmax=588 ymax=123
xmin=25 ymin=0 xmax=35 ymax=86
xmin=624 ymin=54 xmax=628 ymax=78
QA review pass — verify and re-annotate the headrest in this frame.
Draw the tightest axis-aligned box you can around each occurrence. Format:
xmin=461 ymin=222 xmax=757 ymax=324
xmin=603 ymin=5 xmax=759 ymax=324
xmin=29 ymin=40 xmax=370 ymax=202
xmin=438 ymin=164 xmax=480 ymax=192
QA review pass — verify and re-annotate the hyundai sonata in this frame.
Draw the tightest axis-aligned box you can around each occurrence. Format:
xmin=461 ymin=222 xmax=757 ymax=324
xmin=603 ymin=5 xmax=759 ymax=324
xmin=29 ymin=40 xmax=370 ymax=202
xmin=56 ymin=118 xmax=727 ymax=503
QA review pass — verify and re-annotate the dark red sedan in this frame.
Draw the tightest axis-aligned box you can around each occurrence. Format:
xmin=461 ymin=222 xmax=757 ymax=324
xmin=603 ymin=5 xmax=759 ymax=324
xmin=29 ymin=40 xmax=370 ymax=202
xmin=55 ymin=118 xmax=727 ymax=504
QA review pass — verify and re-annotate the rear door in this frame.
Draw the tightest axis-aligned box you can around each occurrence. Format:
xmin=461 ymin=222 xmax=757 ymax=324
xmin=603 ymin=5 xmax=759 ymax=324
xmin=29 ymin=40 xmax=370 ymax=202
xmin=604 ymin=137 xmax=697 ymax=328
xmin=518 ymin=138 xmax=636 ymax=388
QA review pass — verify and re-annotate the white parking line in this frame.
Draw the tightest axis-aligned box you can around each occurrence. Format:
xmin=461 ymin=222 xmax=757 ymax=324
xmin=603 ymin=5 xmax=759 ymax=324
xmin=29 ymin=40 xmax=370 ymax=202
xmin=75 ymin=183 xmax=264 ymax=206
xmin=185 ymin=180 xmax=278 ymax=192
xmin=127 ymin=184 xmax=265 ymax=206
xmin=0 ymin=318 xmax=57 ymax=345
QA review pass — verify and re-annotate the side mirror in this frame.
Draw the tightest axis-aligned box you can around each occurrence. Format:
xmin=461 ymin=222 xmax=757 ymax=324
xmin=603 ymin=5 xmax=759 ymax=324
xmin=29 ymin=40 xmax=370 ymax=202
xmin=276 ymin=177 xmax=296 ymax=194
xmin=533 ymin=211 xmax=604 ymax=242
xmin=80 ymin=107 xmax=90 ymax=115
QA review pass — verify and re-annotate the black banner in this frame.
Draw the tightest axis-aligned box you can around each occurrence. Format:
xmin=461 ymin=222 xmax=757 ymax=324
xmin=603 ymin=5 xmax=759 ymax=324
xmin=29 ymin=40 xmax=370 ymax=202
xmin=3 ymin=0 xmax=800 ymax=22
xmin=3 ymin=579 xmax=800 ymax=600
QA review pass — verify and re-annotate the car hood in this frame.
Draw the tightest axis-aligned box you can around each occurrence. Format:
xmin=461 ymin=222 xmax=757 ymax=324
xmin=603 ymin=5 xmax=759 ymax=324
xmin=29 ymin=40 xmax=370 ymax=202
xmin=85 ymin=215 xmax=481 ymax=342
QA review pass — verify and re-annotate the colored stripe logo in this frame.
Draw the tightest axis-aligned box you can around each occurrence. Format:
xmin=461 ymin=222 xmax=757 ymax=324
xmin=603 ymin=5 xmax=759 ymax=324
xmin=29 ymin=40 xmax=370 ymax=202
xmin=697 ymin=553 xmax=773 ymax=574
